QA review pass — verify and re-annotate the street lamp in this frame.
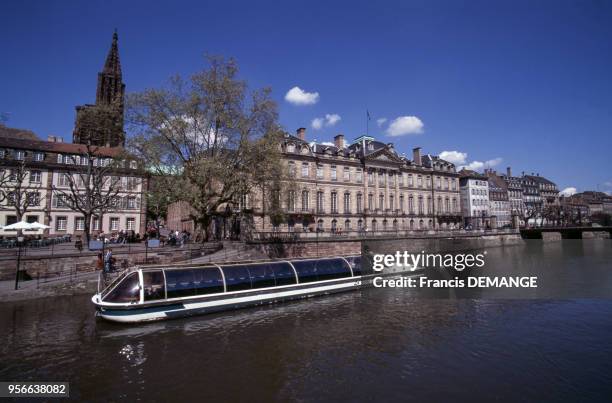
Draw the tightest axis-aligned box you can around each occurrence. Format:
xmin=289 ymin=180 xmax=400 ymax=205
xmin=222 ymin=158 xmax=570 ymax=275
xmin=14 ymin=235 xmax=24 ymax=290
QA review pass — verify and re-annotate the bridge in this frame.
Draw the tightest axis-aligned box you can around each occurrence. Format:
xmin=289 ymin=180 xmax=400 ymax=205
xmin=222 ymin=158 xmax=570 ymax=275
xmin=520 ymin=226 xmax=612 ymax=239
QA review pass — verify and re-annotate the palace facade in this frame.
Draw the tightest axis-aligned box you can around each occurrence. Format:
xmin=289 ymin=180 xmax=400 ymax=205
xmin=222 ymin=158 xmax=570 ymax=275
xmin=251 ymin=128 xmax=462 ymax=233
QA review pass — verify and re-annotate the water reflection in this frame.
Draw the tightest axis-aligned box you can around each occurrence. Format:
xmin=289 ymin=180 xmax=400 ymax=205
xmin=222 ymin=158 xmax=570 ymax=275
xmin=0 ymin=241 xmax=611 ymax=402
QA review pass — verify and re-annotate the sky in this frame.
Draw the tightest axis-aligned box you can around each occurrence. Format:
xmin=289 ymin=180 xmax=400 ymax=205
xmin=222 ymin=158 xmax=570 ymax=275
xmin=2 ymin=0 xmax=611 ymax=194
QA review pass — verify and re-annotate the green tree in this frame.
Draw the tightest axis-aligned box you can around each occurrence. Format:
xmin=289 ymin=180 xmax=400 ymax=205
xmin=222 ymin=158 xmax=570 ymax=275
xmin=127 ymin=56 xmax=285 ymax=241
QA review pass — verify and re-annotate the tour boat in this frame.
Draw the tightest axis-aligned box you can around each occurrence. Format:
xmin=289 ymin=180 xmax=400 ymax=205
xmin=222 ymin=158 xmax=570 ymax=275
xmin=91 ymin=256 xmax=420 ymax=323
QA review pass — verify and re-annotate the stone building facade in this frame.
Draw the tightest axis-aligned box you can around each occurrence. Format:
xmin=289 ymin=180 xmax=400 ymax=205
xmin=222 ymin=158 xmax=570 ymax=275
xmin=459 ymin=169 xmax=490 ymax=229
xmin=500 ymin=166 xmax=525 ymax=217
xmin=252 ymin=128 xmax=462 ymax=233
xmin=0 ymin=136 xmax=146 ymax=236
xmin=486 ymin=171 xmax=511 ymax=228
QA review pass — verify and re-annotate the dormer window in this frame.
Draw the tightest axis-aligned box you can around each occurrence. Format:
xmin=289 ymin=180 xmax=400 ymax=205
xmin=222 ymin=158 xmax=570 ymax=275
xmin=287 ymin=144 xmax=295 ymax=153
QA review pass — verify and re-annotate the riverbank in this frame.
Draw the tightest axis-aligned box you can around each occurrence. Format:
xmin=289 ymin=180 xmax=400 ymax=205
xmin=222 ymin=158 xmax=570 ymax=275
xmin=0 ymin=271 xmax=99 ymax=303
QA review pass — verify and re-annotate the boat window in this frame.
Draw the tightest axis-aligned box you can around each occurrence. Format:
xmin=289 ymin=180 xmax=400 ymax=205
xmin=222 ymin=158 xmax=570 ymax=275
xmin=103 ymin=272 xmax=140 ymax=303
xmin=345 ymin=256 xmax=362 ymax=276
xmin=315 ymin=258 xmax=352 ymax=281
xmin=143 ymin=270 xmax=165 ymax=301
xmin=270 ymin=262 xmax=297 ymax=286
xmin=247 ymin=264 xmax=276 ymax=289
xmin=165 ymin=269 xmax=196 ymax=299
xmin=291 ymin=260 xmax=320 ymax=283
xmin=222 ymin=266 xmax=252 ymax=291
xmin=192 ymin=267 xmax=224 ymax=295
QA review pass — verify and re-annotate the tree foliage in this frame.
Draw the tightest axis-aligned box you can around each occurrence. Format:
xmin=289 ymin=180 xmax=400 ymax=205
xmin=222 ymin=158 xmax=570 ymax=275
xmin=127 ymin=56 xmax=286 ymax=240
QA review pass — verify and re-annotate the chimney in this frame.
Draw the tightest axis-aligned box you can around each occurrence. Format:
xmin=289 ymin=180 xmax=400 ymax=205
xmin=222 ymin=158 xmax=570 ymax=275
xmin=507 ymin=167 xmax=512 ymax=177
xmin=334 ymin=134 xmax=345 ymax=149
xmin=296 ymin=127 xmax=306 ymax=141
xmin=413 ymin=147 xmax=422 ymax=166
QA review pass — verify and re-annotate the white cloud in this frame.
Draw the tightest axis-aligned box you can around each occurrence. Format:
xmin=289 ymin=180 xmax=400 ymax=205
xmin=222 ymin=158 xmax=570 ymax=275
xmin=376 ymin=117 xmax=387 ymax=127
xmin=459 ymin=157 xmax=503 ymax=172
xmin=284 ymin=86 xmax=319 ymax=105
xmin=325 ymin=113 xmax=341 ymax=126
xmin=311 ymin=117 xmax=324 ymax=130
xmin=311 ymin=113 xmax=342 ymax=130
xmin=320 ymin=141 xmax=335 ymax=146
xmin=560 ymin=187 xmax=577 ymax=197
xmin=439 ymin=150 xmax=467 ymax=165
xmin=386 ymin=116 xmax=424 ymax=136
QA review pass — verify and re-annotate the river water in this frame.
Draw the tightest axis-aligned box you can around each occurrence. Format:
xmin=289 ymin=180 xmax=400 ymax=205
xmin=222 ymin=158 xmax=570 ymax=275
xmin=1 ymin=240 xmax=612 ymax=402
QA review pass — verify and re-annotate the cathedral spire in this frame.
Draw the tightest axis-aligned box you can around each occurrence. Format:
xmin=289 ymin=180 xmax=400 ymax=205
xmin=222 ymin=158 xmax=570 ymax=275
xmin=102 ymin=29 xmax=122 ymax=77
xmin=74 ymin=30 xmax=126 ymax=147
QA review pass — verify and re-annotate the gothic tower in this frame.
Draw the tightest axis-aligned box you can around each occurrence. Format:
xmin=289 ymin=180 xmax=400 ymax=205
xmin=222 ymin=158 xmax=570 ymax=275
xmin=73 ymin=30 xmax=126 ymax=147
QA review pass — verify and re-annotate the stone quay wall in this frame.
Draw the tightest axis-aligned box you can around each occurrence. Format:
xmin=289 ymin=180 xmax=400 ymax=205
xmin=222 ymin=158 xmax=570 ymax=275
xmin=251 ymin=232 xmax=524 ymax=259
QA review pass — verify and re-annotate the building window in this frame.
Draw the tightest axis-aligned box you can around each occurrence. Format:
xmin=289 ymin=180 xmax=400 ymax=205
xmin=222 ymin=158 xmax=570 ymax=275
xmin=371 ymin=219 xmax=377 ymax=231
xmin=408 ymin=174 xmax=414 ymax=187
xmin=92 ymin=216 xmax=101 ymax=231
xmin=301 ymin=162 xmax=309 ymax=178
xmin=368 ymin=193 xmax=373 ymax=210
xmin=331 ymin=219 xmax=337 ymax=232
xmin=368 ymin=171 xmax=374 ymax=185
xmin=331 ymin=192 xmax=338 ymax=213
xmin=27 ymin=192 xmax=40 ymax=206
xmin=409 ymin=195 xmax=414 ymax=213
xmin=75 ymin=217 xmax=85 ymax=231
xmin=110 ymin=217 xmax=120 ymax=231
xmin=33 ymin=152 xmax=44 ymax=162
xmin=302 ymin=190 xmax=309 ymax=211
xmin=127 ymin=197 xmax=137 ymax=209
xmin=445 ymin=178 xmax=449 ymax=190
xmin=330 ymin=165 xmax=337 ymax=181
xmin=399 ymin=195 xmax=404 ymax=212
xmin=417 ymin=175 xmax=422 ymax=188
xmin=379 ymin=194 xmax=384 ymax=210
xmin=6 ymin=215 xmax=17 ymax=226
xmin=436 ymin=177 xmax=441 ymax=189
xmin=357 ymin=219 xmax=363 ymax=230
xmin=343 ymin=193 xmax=350 ymax=213
xmin=286 ymin=144 xmax=295 ymax=153
xmin=316 ymin=164 xmax=323 ymax=179
xmin=58 ymin=173 xmax=70 ymax=186
xmin=54 ymin=194 xmax=68 ymax=208
xmin=343 ymin=167 xmax=350 ymax=181
xmin=356 ymin=193 xmax=363 ymax=213
xmin=288 ymin=161 xmax=296 ymax=177
xmin=356 ymin=169 xmax=363 ymax=183
xmin=126 ymin=218 xmax=136 ymax=231
xmin=378 ymin=171 xmax=385 ymax=185
xmin=56 ymin=216 xmax=67 ymax=231
xmin=29 ymin=170 xmax=42 ymax=183
xmin=14 ymin=150 xmax=25 ymax=160
xmin=445 ymin=198 xmax=450 ymax=213
xmin=418 ymin=197 xmax=424 ymax=214
xmin=344 ymin=219 xmax=351 ymax=231
xmin=389 ymin=195 xmax=394 ymax=211
xmin=288 ymin=191 xmax=295 ymax=212
xmin=317 ymin=219 xmax=324 ymax=231
xmin=317 ymin=191 xmax=325 ymax=213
